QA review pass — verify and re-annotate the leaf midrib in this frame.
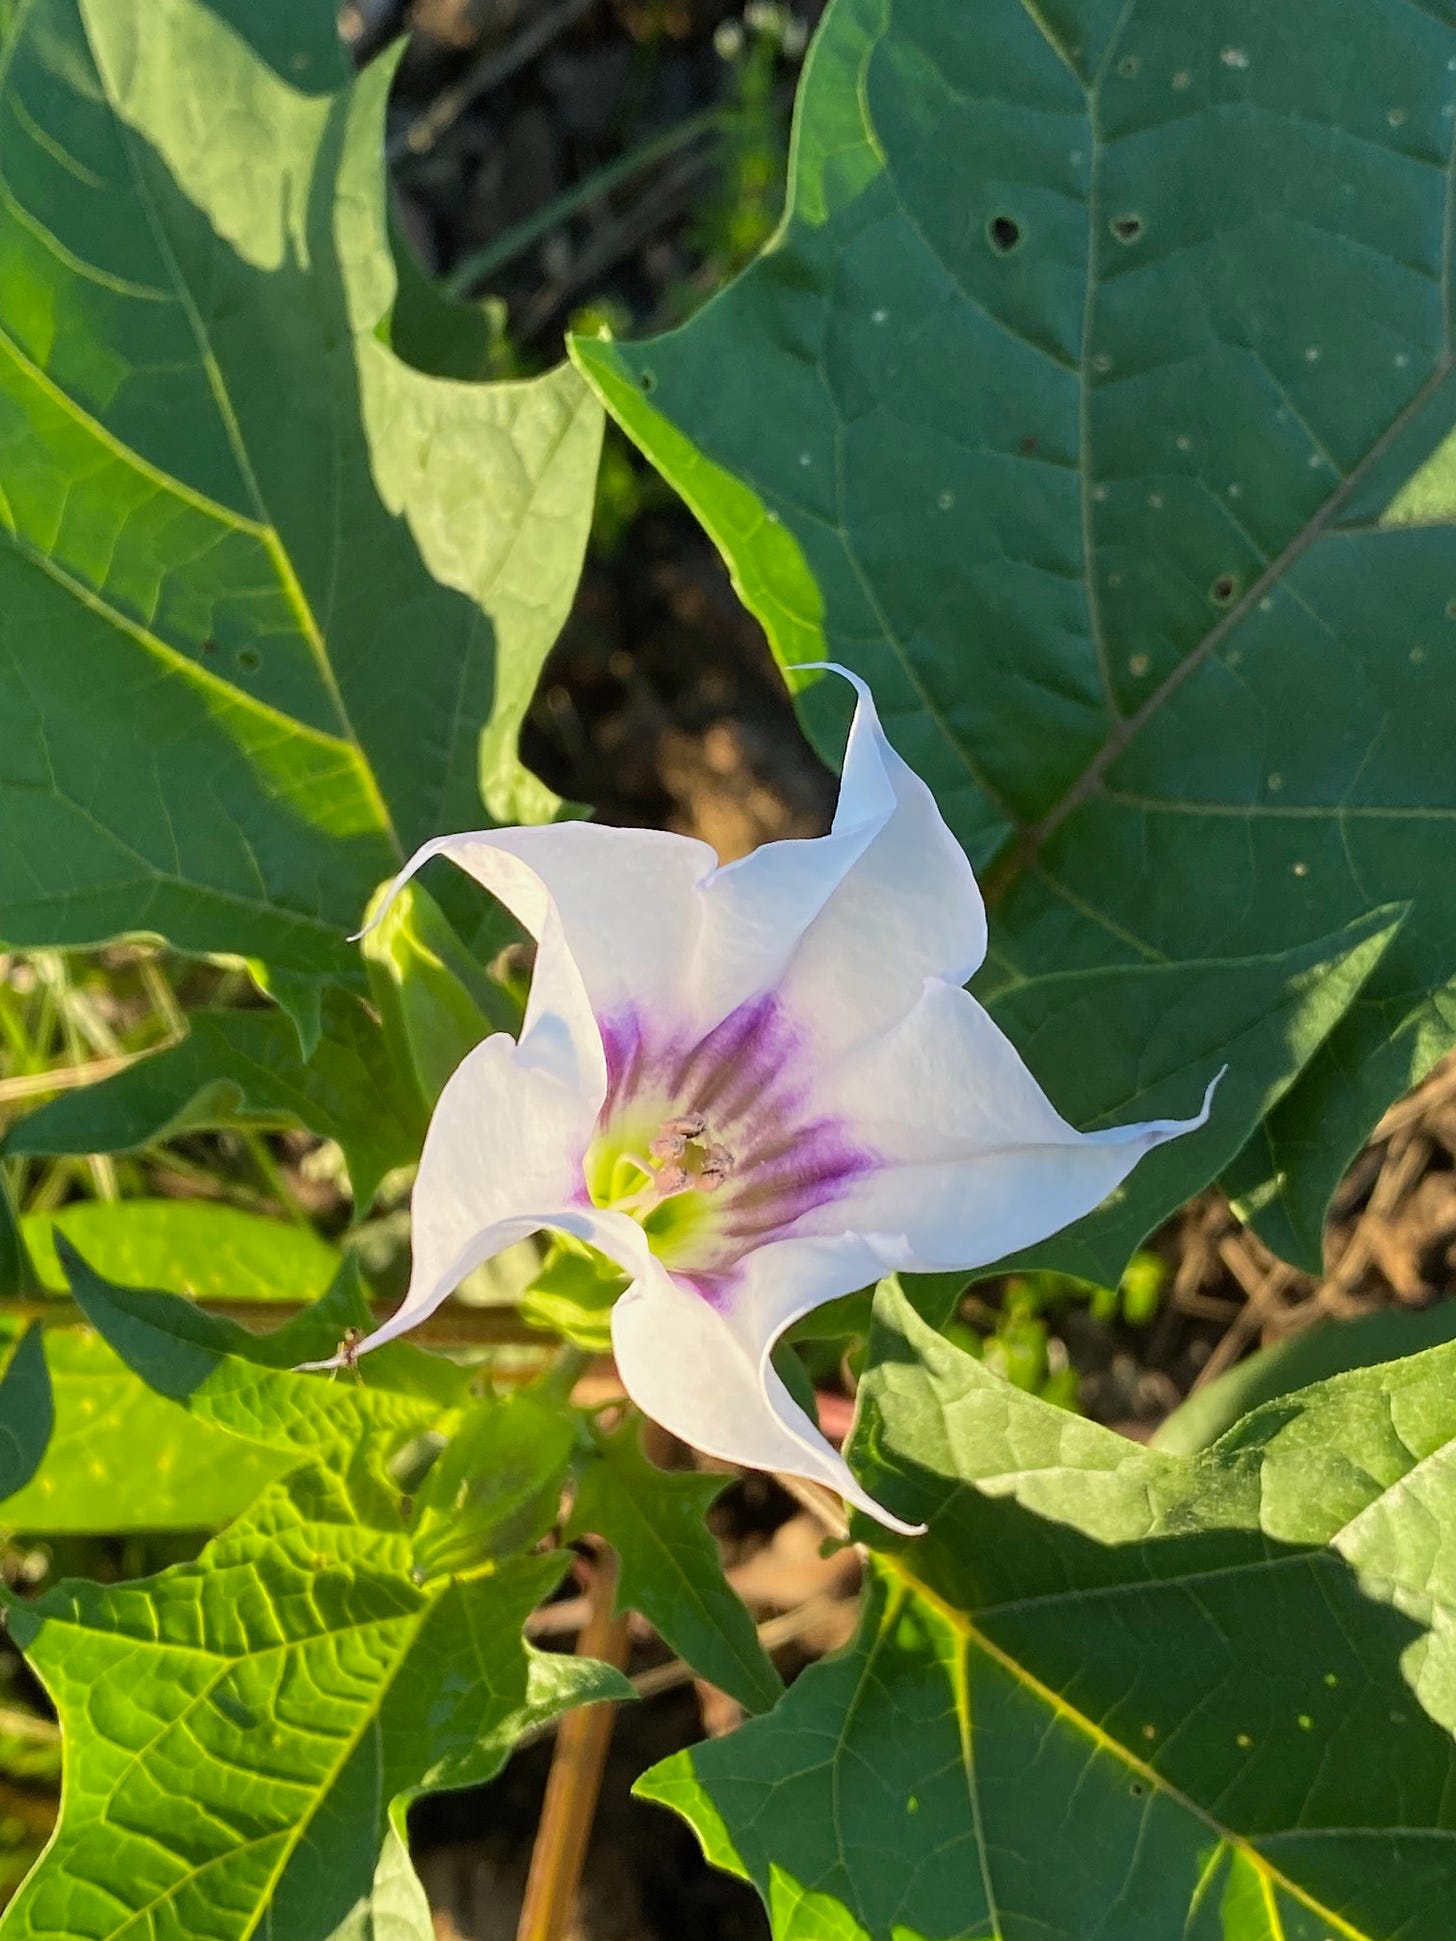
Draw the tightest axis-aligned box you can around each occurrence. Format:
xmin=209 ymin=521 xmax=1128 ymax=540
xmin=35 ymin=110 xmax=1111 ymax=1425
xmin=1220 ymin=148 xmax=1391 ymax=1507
xmin=849 ymin=5 xmax=1456 ymax=908
xmin=34 ymin=1578 xmax=435 ymax=1941
xmin=885 ymin=1556 xmax=1373 ymax=1941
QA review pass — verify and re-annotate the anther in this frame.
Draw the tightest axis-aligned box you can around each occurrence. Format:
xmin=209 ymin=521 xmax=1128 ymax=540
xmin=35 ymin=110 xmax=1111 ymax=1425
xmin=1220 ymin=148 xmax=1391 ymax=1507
xmin=698 ymin=1143 xmax=735 ymax=1192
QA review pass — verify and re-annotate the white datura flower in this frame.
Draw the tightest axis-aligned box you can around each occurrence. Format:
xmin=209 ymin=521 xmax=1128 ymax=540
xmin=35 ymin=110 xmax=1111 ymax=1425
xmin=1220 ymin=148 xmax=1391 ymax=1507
xmin=329 ymin=669 xmax=1215 ymax=1534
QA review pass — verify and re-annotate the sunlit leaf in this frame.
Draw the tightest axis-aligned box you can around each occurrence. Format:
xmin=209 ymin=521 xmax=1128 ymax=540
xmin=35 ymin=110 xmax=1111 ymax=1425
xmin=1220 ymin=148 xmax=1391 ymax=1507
xmin=0 ymin=0 xmax=601 ymax=983
xmin=21 ymin=1198 xmax=339 ymax=1301
xmin=641 ymin=1280 xmax=1456 ymax=1939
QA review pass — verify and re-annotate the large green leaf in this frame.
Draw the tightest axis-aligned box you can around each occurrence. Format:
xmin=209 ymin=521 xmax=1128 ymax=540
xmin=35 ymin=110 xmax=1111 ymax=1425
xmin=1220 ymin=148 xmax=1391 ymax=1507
xmin=573 ymin=0 xmax=1456 ymax=1269
xmin=643 ymin=1281 xmax=1456 ymax=1939
xmin=0 ymin=1249 xmax=409 ymax=1533
xmin=986 ymin=905 xmax=1400 ymax=1283
xmin=20 ymin=1197 xmax=340 ymax=1299
xmin=0 ymin=1321 xmax=291 ymax=1533
xmin=3 ymin=995 xmax=423 ymax=1207
xmin=0 ymin=0 xmax=601 ymax=984
xmin=0 ymin=1250 xmax=625 ymax=1937
xmin=567 ymin=1419 xmax=783 ymax=1715
xmin=0 ymin=1470 xmax=625 ymax=1941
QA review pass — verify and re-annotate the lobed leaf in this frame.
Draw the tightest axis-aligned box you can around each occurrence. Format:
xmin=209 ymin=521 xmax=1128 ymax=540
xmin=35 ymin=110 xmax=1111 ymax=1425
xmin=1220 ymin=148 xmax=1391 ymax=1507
xmin=0 ymin=0 xmax=602 ymax=983
xmin=567 ymin=1419 xmax=783 ymax=1715
xmin=641 ymin=1280 xmax=1456 ymax=1939
xmin=0 ymin=1465 xmax=625 ymax=1941
xmin=574 ymin=0 xmax=1456 ymax=1269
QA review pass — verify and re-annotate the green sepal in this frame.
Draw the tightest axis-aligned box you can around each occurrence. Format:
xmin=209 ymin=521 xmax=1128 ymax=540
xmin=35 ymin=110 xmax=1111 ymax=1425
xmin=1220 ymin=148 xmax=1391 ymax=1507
xmin=519 ymin=1235 xmax=629 ymax=1352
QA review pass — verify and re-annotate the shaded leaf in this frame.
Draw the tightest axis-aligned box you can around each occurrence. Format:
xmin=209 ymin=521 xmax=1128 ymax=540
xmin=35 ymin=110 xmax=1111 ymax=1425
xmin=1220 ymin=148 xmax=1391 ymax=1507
xmin=0 ymin=1327 xmax=51 ymax=1502
xmin=568 ymin=1419 xmax=781 ymax=1715
xmin=4 ymin=997 xmax=423 ymax=1208
xmin=988 ymin=906 xmax=1402 ymax=1283
xmin=573 ymin=0 xmax=1456 ymax=1268
xmin=0 ymin=0 xmax=600 ymax=980
xmin=0 ymin=1169 xmax=26 ymax=1298
xmin=640 ymin=1279 xmax=1456 ymax=1939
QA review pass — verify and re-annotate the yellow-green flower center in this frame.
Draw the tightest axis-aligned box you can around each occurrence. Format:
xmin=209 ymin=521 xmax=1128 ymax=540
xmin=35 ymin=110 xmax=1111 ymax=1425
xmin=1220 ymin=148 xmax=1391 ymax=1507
xmin=584 ymin=1106 xmax=734 ymax=1267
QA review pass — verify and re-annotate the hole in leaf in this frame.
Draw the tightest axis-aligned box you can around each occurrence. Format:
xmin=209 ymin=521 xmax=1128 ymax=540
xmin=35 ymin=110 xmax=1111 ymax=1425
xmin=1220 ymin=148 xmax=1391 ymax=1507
xmin=201 ymin=636 xmax=217 ymax=655
xmin=1117 ymin=53 xmax=1140 ymax=77
xmin=237 ymin=647 xmax=262 ymax=672
xmin=1210 ymin=572 xmax=1238 ymax=606
xmin=1110 ymin=214 xmax=1144 ymax=244
xmin=638 ymin=368 xmax=656 ymax=393
xmin=1129 ymin=1781 xmax=1146 ymax=1796
xmin=987 ymin=215 xmax=1022 ymax=254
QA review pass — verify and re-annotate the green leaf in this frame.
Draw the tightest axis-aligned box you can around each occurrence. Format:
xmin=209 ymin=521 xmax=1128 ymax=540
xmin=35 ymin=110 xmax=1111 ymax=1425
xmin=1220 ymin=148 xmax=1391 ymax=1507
xmin=21 ymin=1198 xmax=340 ymax=1301
xmin=1154 ymin=1300 xmax=1456 ymax=1457
xmin=61 ymin=1246 xmax=463 ymax=1462
xmin=986 ymin=905 xmax=1402 ymax=1284
xmin=324 ymin=1824 xmax=433 ymax=1941
xmin=361 ymin=876 xmax=505 ymax=1113
xmin=519 ymin=1233 xmax=629 ymax=1352
xmin=3 ymin=995 xmax=424 ymax=1208
xmin=568 ymin=1419 xmax=782 ymax=1715
xmin=0 ymin=0 xmax=601 ymax=980
xmin=0 ymin=1320 xmax=292 ymax=1534
xmin=641 ymin=1279 xmax=1456 ymax=1939
xmin=573 ymin=0 xmax=1456 ymax=1267
xmin=0 ymin=1462 xmax=628 ymax=1941
xmin=0 ymin=1247 xmax=454 ymax=1539
xmin=0 ymin=1167 xmax=27 ymax=1297
xmin=0 ymin=1327 xmax=51 ymax=1501
xmin=410 ymin=1387 xmax=576 ymax=1581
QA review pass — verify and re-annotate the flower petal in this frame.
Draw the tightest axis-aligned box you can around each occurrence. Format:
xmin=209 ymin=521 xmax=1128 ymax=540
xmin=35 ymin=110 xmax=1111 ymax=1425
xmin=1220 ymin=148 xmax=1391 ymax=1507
xmin=361 ymin=821 xmax=720 ymax=1033
xmin=610 ymin=1252 xmax=925 ymax=1537
xmin=328 ymin=978 xmax=605 ymax=1361
xmin=706 ymin=666 xmax=987 ymax=1053
xmin=364 ymin=667 xmax=983 ymax=1055
xmin=808 ymin=978 xmax=1219 ymax=1274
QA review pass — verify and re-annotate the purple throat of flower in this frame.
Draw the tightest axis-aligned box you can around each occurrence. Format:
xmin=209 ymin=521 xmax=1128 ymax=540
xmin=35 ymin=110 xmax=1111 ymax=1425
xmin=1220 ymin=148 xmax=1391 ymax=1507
xmin=578 ymin=994 xmax=874 ymax=1305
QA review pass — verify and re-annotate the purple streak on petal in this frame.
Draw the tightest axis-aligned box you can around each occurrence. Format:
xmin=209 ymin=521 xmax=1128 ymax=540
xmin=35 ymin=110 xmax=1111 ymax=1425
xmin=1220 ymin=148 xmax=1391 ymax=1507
xmin=592 ymin=992 xmax=877 ymax=1295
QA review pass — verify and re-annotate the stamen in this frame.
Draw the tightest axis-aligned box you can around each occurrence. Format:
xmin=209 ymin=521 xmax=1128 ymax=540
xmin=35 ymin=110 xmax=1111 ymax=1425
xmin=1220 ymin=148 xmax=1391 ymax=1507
xmin=698 ymin=1143 xmax=735 ymax=1192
